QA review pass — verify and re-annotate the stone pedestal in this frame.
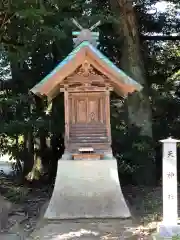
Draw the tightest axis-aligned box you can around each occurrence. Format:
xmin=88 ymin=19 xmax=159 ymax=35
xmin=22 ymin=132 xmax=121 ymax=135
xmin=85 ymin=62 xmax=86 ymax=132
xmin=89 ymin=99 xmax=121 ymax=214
xmin=44 ymin=159 xmax=131 ymax=219
xmin=157 ymin=138 xmax=180 ymax=238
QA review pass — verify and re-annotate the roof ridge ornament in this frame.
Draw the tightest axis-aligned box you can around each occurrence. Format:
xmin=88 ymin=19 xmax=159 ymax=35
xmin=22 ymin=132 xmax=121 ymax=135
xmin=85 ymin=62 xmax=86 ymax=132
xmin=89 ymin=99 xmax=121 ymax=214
xmin=72 ymin=18 xmax=101 ymax=48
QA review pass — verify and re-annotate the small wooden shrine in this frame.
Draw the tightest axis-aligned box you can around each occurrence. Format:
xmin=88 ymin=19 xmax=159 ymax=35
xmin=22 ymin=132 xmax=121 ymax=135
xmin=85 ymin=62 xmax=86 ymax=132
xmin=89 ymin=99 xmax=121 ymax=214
xmin=31 ymin=20 xmax=142 ymax=160
xmin=31 ymin=20 xmax=143 ymax=220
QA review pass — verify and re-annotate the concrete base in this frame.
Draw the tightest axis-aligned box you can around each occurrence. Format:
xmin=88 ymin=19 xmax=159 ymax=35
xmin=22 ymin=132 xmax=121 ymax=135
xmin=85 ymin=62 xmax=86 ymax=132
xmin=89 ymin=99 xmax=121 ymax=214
xmin=158 ymin=223 xmax=180 ymax=238
xmin=103 ymin=150 xmax=116 ymax=160
xmin=44 ymin=159 xmax=131 ymax=219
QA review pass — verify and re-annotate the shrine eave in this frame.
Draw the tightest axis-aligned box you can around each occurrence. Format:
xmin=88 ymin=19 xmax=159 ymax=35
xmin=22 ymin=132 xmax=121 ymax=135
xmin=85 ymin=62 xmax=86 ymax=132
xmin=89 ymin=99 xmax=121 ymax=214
xmin=30 ymin=41 xmax=143 ymax=98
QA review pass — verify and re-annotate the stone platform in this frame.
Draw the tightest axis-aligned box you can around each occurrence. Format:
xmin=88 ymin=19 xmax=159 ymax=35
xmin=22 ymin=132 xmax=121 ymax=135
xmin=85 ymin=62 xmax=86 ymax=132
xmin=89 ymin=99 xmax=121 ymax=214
xmin=44 ymin=159 xmax=131 ymax=219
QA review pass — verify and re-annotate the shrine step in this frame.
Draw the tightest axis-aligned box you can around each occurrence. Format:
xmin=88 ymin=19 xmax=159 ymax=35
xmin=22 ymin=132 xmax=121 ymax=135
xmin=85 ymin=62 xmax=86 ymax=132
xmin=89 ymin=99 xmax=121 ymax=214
xmin=70 ymin=133 xmax=107 ymax=137
xmin=70 ymin=129 xmax=107 ymax=133
xmin=71 ymin=124 xmax=105 ymax=129
xmin=70 ymin=124 xmax=107 ymax=131
xmin=71 ymin=123 xmax=105 ymax=127
xmin=70 ymin=132 xmax=107 ymax=136
xmin=70 ymin=126 xmax=107 ymax=129
xmin=71 ymin=136 xmax=107 ymax=140
xmin=69 ymin=139 xmax=109 ymax=143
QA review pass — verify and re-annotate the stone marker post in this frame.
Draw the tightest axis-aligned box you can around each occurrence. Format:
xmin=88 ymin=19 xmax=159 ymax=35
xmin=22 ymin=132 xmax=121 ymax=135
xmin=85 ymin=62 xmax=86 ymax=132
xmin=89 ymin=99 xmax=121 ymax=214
xmin=159 ymin=137 xmax=180 ymax=237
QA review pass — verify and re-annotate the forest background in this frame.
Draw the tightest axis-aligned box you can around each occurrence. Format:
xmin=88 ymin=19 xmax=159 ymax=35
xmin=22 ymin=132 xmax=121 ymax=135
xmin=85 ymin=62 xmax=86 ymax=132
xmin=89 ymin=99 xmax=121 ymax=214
xmin=0 ymin=0 xmax=180 ymax=186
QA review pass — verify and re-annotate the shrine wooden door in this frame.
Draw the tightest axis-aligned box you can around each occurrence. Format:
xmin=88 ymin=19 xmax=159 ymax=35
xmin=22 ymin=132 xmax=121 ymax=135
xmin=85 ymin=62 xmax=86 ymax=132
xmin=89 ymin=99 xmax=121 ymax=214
xmin=69 ymin=93 xmax=105 ymax=124
xmin=88 ymin=97 xmax=99 ymax=122
xmin=76 ymin=97 xmax=87 ymax=123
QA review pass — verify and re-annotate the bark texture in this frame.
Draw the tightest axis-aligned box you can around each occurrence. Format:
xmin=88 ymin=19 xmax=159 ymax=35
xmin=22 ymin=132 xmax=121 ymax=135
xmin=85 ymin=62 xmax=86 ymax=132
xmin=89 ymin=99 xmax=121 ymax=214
xmin=110 ymin=0 xmax=156 ymax=185
xmin=110 ymin=0 xmax=152 ymax=137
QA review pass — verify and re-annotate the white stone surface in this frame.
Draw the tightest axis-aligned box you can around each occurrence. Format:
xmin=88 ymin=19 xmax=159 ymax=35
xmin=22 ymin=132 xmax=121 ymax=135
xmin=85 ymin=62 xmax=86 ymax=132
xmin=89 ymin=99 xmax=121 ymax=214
xmin=157 ymin=137 xmax=180 ymax=238
xmin=159 ymin=137 xmax=180 ymax=226
xmin=158 ymin=224 xmax=180 ymax=238
xmin=44 ymin=159 xmax=131 ymax=219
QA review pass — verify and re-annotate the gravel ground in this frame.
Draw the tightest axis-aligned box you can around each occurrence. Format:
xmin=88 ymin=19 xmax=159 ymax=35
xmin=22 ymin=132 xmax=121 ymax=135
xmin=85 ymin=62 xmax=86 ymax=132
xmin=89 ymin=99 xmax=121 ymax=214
xmin=0 ymin=175 xmax=163 ymax=239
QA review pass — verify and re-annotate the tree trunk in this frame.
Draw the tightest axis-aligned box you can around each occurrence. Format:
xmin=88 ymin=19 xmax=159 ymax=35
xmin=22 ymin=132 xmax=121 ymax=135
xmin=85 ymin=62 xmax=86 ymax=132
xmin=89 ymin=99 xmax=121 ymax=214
xmin=110 ymin=0 xmax=152 ymax=136
xmin=49 ymin=98 xmax=65 ymax=183
xmin=26 ymin=137 xmax=43 ymax=181
xmin=23 ymin=131 xmax=34 ymax=177
xmin=15 ymin=135 xmax=23 ymax=174
xmin=110 ymin=0 xmax=156 ymax=185
xmin=26 ymin=97 xmax=46 ymax=182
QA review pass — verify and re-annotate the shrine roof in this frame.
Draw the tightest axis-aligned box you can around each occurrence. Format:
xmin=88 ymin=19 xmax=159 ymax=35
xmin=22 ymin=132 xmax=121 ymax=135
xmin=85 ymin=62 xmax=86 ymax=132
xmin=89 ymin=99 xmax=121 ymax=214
xmin=30 ymin=41 xmax=143 ymax=98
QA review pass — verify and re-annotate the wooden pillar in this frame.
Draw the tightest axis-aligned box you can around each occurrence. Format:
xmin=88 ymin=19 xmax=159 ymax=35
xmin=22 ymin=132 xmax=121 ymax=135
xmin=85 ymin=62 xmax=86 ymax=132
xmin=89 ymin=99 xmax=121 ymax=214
xmin=72 ymin=97 xmax=75 ymax=124
xmin=64 ymin=87 xmax=69 ymax=148
xmin=100 ymin=97 xmax=104 ymax=123
xmin=105 ymin=89 xmax=111 ymax=143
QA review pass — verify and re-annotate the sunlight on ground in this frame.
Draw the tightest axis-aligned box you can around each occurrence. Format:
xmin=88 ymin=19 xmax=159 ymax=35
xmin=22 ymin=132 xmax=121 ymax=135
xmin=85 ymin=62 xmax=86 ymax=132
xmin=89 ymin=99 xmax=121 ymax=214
xmin=37 ymin=224 xmax=159 ymax=240
xmin=51 ymin=229 xmax=99 ymax=240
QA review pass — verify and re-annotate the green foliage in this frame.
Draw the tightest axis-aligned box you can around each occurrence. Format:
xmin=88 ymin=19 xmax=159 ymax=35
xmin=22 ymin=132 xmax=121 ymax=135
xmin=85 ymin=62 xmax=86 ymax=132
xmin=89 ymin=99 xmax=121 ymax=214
xmin=0 ymin=0 xmax=179 ymax=184
xmin=112 ymin=122 xmax=156 ymax=185
xmin=5 ymin=186 xmax=29 ymax=203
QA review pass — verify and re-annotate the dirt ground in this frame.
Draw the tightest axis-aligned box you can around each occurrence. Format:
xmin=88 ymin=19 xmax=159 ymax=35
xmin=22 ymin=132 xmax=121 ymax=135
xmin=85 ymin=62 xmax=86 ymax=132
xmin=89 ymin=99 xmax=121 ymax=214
xmin=0 ymin=174 xmax=163 ymax=239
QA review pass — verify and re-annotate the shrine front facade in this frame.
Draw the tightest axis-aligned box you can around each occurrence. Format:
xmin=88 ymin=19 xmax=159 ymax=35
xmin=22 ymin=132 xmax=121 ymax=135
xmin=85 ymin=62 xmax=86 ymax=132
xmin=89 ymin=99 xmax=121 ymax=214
xmin=31 ymin=40 xmax=142 ymax=160
xmin=66 ymin=91 xmax=110 ymax=152
xmin=60 ymin=61 xmax=113 ymax=158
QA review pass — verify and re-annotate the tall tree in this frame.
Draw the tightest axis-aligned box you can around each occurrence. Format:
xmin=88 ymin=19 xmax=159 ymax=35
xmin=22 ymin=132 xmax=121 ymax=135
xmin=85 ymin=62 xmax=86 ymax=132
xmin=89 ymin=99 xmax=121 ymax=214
xmin=110 ymin=0 xmax=153 ymax=137
xmin=109 ymin=0 xmax=156 ymax=185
